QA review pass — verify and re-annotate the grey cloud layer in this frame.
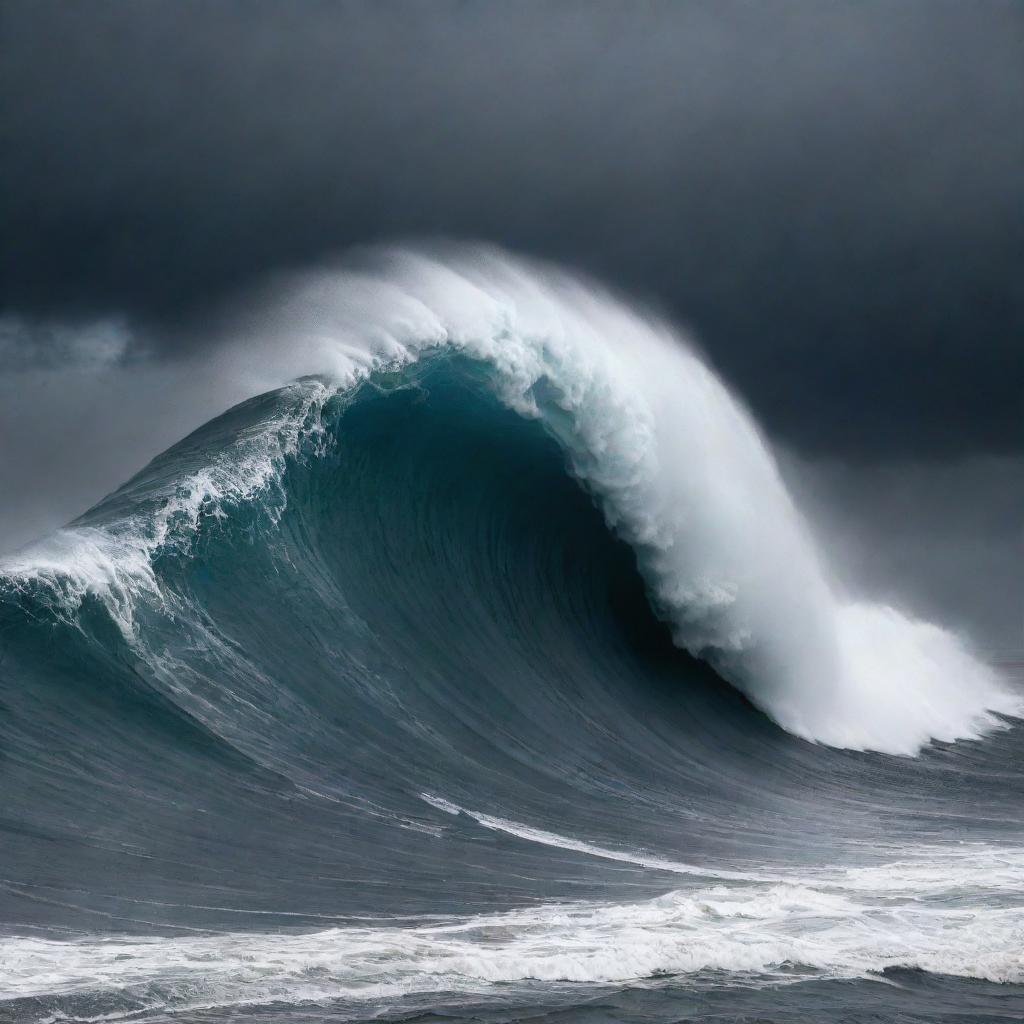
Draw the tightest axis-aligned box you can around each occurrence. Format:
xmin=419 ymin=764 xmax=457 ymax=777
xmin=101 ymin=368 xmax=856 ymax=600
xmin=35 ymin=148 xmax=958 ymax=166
xmin=2 ymin=0 xmax=1022 ymax=456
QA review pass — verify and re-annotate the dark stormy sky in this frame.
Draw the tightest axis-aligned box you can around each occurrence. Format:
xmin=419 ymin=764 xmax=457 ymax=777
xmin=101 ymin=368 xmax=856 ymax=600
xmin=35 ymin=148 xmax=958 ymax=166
xmin=1 ymin=1 xmax=1022 ymax=643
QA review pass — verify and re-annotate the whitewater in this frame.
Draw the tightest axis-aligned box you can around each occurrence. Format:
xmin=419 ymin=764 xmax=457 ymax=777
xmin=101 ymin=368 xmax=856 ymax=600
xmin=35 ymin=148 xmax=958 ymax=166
xmin=6 ymin=840 xmax=1024 ymax=1012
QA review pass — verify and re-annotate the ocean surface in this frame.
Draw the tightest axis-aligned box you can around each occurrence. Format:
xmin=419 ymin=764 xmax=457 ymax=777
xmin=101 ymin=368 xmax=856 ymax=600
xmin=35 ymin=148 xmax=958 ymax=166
xmin=1 ymin=250 xmax=1021 ymax=1022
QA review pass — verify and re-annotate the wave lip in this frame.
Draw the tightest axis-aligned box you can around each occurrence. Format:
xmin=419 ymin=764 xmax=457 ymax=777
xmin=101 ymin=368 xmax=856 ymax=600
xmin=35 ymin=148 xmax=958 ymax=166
xmin=1 ymin=245 xmax=1017 ymax=753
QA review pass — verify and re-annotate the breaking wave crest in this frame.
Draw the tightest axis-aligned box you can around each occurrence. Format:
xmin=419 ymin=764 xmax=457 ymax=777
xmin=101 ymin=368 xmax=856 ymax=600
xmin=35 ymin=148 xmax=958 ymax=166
xmin=2 ymin=247 xmax=1014 ymax=753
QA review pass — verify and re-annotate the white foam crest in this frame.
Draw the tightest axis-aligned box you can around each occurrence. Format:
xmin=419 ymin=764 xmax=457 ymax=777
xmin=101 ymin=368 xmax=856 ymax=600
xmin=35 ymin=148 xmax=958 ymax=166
xmin=237 ymin=247 xmax=1018 ymax=752
xmin=3 ymin=246 xmax=1017 ymax=750
xmin=4 ymin=853 xmax=1023 ymax=1014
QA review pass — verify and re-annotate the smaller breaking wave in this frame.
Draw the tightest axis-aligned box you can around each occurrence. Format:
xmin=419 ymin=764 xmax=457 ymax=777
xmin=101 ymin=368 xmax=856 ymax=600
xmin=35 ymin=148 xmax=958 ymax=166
xmin=5 ymin=843 xmax=1023 ymax=1021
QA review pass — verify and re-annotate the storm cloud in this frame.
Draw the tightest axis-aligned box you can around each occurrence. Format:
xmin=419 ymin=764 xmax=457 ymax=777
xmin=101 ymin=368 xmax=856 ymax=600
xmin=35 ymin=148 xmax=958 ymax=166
xmin=3 ymin=0 xmax=1022 ymax=459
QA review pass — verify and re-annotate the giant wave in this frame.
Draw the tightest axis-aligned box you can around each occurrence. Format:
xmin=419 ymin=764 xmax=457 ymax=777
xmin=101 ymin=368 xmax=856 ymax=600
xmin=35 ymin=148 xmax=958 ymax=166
xmin=3 ymin=246 xmax=1014 ymax=753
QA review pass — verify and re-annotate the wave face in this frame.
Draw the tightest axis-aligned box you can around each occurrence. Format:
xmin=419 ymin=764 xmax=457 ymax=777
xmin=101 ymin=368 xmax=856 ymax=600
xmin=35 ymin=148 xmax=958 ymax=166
xmin=1 ymin=248 xmax=1022 ymax=1021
